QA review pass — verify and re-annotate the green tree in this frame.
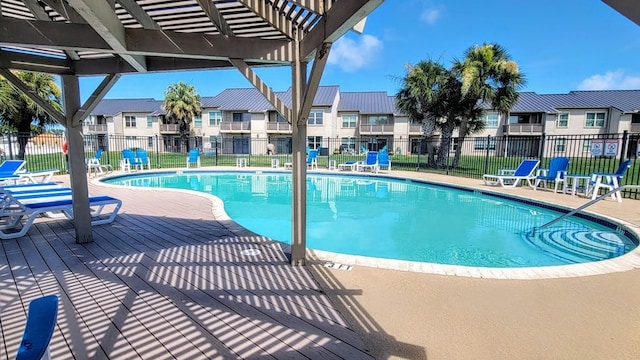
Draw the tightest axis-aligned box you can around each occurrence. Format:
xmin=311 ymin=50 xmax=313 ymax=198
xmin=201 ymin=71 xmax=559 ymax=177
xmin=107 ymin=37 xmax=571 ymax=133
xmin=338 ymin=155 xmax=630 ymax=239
xmin=162 ymin=82 xmax=202 ymax=147
xmin=396 ymin=60 xmax=484 ymax=167
xmin=452 ymin=43 xmax=525 ymax=167
xmin=0 ymin=71 xmax=62 ymax=159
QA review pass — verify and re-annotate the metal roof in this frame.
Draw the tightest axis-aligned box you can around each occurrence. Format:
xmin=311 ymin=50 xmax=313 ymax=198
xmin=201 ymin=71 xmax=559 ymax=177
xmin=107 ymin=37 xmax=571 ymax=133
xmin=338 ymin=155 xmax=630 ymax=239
xmin=90 ymin=98 xmax=163 ymax=116
xmin=338 ymin=91 xmax=396 ymax=114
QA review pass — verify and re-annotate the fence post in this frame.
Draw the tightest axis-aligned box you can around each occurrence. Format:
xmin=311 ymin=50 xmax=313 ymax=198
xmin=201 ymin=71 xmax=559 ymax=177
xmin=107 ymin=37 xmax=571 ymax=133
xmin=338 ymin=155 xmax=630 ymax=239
xmin=215 ymin=137 xmax=219 ymax=166
xmin=620 ymin=130 xmax=629 ymax=166
xmin=416 ymin=139 xmax=421 ymax=171
xmin=155 ymin=134 xmax=160 ymax=168
xmin=484 ymin=135 xmax=491 ymax=175
xmin=538 ymin=133 xmax=546 ymax=162
xmin=7 ymin=133 xmax=14 ymax=159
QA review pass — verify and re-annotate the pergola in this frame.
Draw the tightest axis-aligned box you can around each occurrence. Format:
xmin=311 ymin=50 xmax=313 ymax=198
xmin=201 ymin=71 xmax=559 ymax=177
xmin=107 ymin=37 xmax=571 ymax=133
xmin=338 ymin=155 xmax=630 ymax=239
xmin=0 ymin=0 xmax=384 ymax=265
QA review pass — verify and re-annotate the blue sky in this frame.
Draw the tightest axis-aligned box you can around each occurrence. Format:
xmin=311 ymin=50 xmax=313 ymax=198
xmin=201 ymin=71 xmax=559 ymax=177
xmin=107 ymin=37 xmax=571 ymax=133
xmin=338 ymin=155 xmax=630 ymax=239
xmin=79 ymin=0 xmax=640 ymax=102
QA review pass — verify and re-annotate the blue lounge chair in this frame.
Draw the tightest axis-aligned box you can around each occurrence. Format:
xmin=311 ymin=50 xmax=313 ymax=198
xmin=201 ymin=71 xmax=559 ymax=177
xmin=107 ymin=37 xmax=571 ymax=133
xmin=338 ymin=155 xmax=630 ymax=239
xmin=357 ymin=151 xmax=379 ymax=173
xmin=533 ymin=157 xmax=569 ymax=192
xmin=483 ymin=159 xmax=540 ymax=188
xmin=121 ymin=149 xmax=144 ymax=172
xmin=15 ymin=295 xmax=58 ymax=360
xmin=186 ymin=148 xmax=201 ymax=168
xmin=135 ymin=149 xmax=151 ymax=170
xmin=0 ymin=160 xmax=26 ymax=177
xmin=587 ymin=159 xmax=632 ymax=202
xmin=378 ymin=150 xmax=391 ymax=172
xmin=307 ymin=149 xmax=318 ymax=169
xmin=87 ymin=149 xmax=113 ymax=176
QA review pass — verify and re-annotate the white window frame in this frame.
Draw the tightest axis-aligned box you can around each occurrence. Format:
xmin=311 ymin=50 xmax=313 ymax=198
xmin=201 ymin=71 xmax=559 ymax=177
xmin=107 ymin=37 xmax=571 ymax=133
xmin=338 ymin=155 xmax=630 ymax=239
xmin=585 ymin=112 xmax=605 ymax=128
xmin=368 ymin=115 xmax=388 ymax=125
xmin=146 ymin=115 xmax=153 ymax=128
xmin=307 ymin=136 xmax=322 ymax=150
xmin=194 ymin=114 xmax=202 ymax=128
xmin=484 ymin=112 xmax=499 ymax=127
xmin=342 ymin=114 xmax=358 ymax=128
xmin=308 ymin=109 xmax=324 ymax=125
xmin=557 ymin=113 xmax=569 ymax=128
xmin=125 ymin=115 xmax=137 ymax=128
xmin=209 ymin=111 xmax=222 ymax=125
xmin=555 ymin=138 xmax=566 ymax=152
xmin=582 ymin=139 xmax=592 ymax=154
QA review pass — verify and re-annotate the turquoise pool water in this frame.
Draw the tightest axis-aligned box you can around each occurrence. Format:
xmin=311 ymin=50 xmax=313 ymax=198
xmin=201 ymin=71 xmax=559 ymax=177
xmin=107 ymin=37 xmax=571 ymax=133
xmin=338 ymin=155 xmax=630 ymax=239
xmin=104 ymin=171 xmax=637 ymax=268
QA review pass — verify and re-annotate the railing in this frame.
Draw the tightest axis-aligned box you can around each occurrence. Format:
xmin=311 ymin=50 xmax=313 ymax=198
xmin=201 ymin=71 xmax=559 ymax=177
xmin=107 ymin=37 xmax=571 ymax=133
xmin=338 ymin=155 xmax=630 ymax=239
xmin=502 ymin=124 xmax=544 ymax=133
xmin=160 ymin=124 xmax=179 ymax=132
xmin=359 ymin=124 xmax=394 ymax=134
xmin=86 ymin=124 xmax=107 ymax=132
xmin=266 ymin=122 xmax=292 ymax=132
xmin=408 ymin=124 xmax=422 ymax=134
xmin=220 ymin=121 xmax=251 ymax=132
xmin=533 ymin=185 xmax=640 ymax=233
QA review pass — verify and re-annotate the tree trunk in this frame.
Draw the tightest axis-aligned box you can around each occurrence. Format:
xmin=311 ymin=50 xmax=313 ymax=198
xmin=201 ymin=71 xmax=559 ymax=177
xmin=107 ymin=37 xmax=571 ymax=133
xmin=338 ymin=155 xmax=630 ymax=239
xmin=422 ymin=118 xmax=436 ymax=166
xmin=437 ymin=122 xmax=455 ymax=167
xmin=452 ymin=118 xmax=470 ymax=168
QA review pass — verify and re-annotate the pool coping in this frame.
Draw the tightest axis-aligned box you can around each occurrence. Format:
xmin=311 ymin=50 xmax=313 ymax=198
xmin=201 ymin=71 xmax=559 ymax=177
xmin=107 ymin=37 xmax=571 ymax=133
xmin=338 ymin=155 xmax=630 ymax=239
xmin=94 ymin=168 xmax=640 ymax=280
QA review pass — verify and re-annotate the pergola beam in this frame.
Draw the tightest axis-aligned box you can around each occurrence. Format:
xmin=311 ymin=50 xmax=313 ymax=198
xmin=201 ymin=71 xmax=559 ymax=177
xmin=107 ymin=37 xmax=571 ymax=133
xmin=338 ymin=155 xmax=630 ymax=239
xmin=0 ymin=18 xmax=294 ymax=63
xmin=66 ymin=0 xmax=147 ymax=72
xmin=116 ymin=0 xmax=161 ymax=30
xmin=72 ymin=73 xmax=120 ymax=126
xmin=0 ymin=67 xmax=65 ymax=123
xmin=300 ymin=0 xmax=382 ymax=60
xmin=230 ymin=58 xmax=291 ymax=120
xmin=195 ymin=0 xmax=233 ymax=36
xmin=603 ymin=0 xmax=640 ymax=26
xmin=298 ymin=42 xmax=330 ymax=125
xmin=239 ymin=0 xmax=295 ymax=39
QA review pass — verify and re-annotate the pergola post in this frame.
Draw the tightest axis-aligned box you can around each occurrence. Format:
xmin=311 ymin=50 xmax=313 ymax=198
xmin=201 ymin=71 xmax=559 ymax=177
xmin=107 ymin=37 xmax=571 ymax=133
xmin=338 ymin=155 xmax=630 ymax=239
xmin=61 ymin=75 xmax=93 ymax=243
xmin=290 ymin=32 xmax=308 ymax=266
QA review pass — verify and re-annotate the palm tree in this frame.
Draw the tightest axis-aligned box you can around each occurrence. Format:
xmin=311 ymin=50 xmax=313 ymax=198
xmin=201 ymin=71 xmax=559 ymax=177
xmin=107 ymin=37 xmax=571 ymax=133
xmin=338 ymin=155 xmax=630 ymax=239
xmin=452 ymin=43 xmax=525 ymax=167
xmin=396 ymin=60 xmax=451 ymax=166
xmin=162 ymin=82 xmax=202 ymax=148
xmin=0 ymin=71 xmax=62 ymax=159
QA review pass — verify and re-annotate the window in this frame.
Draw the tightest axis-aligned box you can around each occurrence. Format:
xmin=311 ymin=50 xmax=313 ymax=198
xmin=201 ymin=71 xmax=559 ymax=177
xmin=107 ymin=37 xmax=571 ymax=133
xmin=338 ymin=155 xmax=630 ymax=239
xmin=632 ymin=113 xmax=640 ymax=123
xmin=557 ymin=113 xmax=569 ymax=127
xmin=308 ymin=109 xmax=323 ymax=125
xmin=474 ymin=137 xmax=496 ymax=150
xmin=276 ymin=113 xmax=287 ymax=122
xmin=555 ymin=138 xmax=566 ymax=152
xmin=194 ymin=114 xmax=202 ymax=128
xmin=342 ymin=114 xmax=358 ymax=128
xmin=307 ymin=136 xmax=322 ymax=150
xmin=232 ymin=112 xmax=250 ymax=122
xmin=148 ymin=137 xmax=153 ymax=147
xmin=582 ymin=139 xmax=592 ymax=153
xmin=368 ymin=115 xmax=388 ymax=125
xmin=340 ymin=137 xmax=356 ymax=153
xmin=146 ymin=115 xmax=153 ymax=128
xmin=585 ymin=112 xmax=605 ymax=127
xmin=485 ymin=113 xmax=499 ymax=128
xmin=209 ymin=111 xmax=222 ymax=125
xmin=125 ymin=115 xmax=136 ymax=127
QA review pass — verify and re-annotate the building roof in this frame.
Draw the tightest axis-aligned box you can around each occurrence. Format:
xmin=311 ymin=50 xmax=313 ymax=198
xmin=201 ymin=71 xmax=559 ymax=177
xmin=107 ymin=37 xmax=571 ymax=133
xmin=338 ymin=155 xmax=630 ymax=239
xmin=338 ymin=92 xmax=397 ymax=114
xmin=91 ymin=98 xmax=163 ymax=116
xmin=203 ymin=86 xmax=341 ymax=112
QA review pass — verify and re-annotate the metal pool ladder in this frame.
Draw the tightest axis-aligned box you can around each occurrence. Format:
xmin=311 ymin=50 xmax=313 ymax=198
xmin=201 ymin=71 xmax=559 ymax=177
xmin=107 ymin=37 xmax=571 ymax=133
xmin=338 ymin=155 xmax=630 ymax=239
xmin=533 ymin=185 xmax=640 ymax=234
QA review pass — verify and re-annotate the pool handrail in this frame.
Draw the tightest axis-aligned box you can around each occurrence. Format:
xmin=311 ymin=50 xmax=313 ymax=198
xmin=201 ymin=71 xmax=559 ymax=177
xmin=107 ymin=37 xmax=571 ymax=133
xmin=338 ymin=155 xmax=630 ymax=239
xmin=534 ymin=185 xmax=640 ymax=234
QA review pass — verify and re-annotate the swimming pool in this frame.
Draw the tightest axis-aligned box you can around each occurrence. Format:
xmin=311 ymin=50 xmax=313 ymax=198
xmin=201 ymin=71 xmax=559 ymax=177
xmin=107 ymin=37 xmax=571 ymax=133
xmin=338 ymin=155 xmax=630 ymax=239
xmin=104 ymin=171 xmax=638 ymax=268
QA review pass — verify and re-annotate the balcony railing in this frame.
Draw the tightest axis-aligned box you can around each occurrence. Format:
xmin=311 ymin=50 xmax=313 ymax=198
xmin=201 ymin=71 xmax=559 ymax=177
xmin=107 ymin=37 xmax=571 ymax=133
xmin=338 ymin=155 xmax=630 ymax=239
xmin=408 ymin=124 xmax=422 ymax=134
xmin=502 ymin=124 xmax=543 ymax=134
xmin=160 ymin=124 xmax=179 ymax=133
xmin=86 ymin=124 xmax=107 ymax=133
xmin=220 ymin=121 xmax=251 ymax=132
xmin=359 ymin=124 xmax=394 ymax=134
xmin=266 ymin=122 xmax=292 ymax=133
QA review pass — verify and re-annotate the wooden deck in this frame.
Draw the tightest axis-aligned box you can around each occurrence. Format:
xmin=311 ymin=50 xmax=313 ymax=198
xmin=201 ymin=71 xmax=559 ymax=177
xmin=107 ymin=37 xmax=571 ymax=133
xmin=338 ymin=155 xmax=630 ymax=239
xmin=0 ymin=177 xmax=373 ymax=360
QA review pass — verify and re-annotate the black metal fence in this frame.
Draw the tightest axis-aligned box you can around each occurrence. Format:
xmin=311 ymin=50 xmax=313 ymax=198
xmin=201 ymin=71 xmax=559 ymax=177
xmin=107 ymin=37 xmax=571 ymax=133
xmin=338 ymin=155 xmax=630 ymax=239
xmin=4 ymin=131 xmax=639 ymax=199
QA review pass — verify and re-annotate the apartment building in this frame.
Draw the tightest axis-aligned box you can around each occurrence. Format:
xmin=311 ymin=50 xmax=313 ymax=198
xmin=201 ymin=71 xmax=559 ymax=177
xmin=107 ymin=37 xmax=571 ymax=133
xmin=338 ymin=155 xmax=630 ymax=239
xmin=84 ymin=87 xmax=640 ymax=156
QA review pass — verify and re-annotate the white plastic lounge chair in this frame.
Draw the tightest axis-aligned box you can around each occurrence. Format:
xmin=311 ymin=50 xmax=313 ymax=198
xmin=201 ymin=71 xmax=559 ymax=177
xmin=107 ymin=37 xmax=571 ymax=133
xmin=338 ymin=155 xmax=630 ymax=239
xmin=587 ymin=159 xmax=632 ymax=202
xmin=357 ymin=151 xmax=379 ymax=173
xmin=482 ymin=159 xmax=540 ymax=188
xmin=15 ymin=295 xmax=58 ymax=360
xmin=0 ymin=194 xmax=122 ymax=239
xmin=532 ymin=157 xmax=569 ymax=192
xmin=186 ymin=148 xmax=201 ymax=168
xmin=338 ymin=161 xmax=358 ymax=171
xmin=87 ymin=149 xmax=113 ymax=177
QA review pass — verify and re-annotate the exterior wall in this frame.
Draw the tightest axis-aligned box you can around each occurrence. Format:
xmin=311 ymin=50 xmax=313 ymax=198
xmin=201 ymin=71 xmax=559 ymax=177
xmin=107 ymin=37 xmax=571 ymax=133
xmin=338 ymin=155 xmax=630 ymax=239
xmin=550 ymin=108 xmax=611 ymax=135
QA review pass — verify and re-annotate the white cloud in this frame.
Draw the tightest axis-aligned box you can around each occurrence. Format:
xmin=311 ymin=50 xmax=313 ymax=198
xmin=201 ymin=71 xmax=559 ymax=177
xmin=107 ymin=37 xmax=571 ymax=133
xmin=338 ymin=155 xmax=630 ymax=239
xmin=420 ymin=7 xmax=442 ymax=25
xmin=327 ymin=35 xmax=383 ymax=72
xmin=578 ymin=70 xmax=640 ymax=90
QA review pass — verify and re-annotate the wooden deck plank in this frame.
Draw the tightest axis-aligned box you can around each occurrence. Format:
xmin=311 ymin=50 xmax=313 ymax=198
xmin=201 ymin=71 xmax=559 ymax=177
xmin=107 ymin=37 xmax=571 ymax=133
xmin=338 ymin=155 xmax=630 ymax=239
xmin=1 ymin=176 xmax=372 ymax=359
